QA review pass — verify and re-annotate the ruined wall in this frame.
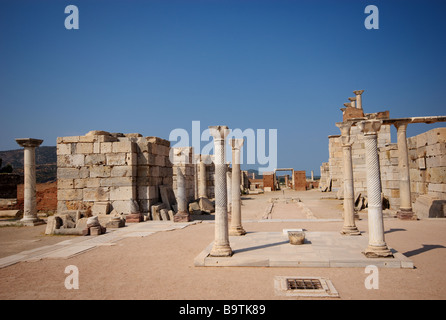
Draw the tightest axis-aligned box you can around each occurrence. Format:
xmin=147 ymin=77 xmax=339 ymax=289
xmin=379 ymin=143 xmax=400 ymax=209
xmin=324 ymin=124 xmax=391 ymax=193
xmin=57 ymin=131 xmax=171 ymax=217
xmin=172 ymin=147 xmax=196 ymax=203
xmin=293 ymin=170 xmax=306 ymax=191
xmin=408 ymin=127 xmax=446 ymax=201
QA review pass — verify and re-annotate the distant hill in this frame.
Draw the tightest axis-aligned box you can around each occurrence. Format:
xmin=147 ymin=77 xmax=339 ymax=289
xmin=0 ymin=146 xmax=57 ymax=183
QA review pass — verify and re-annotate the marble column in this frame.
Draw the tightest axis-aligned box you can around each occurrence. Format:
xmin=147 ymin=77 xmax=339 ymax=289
xmin=198 ymin=155 xmax=207 ymax=198
xmin=353 ymin=90 xmax=364 ymax=109
xmin=336 ymin=123 xmax=361 ymax=236
xmin=229 ymin=138 xmax=246 ymax=236
xmin=358 ymin=120 xmax=393 ymax=258
xmin=15 ymin=138 xmax=44 ymax=226
xmin=209 ymin=125 xmax=232 ymax=257
xmin=226 ymin=169 xmax=232 ymax=214
xmin=394 ymin=121 xmax=417 ymax=220
xmin=194 ymin=154 xmax=199 ymax=200
xmin=348 ymin=97 xmax=356 ymax=109
xmin=174 ymin=167 xmax=191 ymax=222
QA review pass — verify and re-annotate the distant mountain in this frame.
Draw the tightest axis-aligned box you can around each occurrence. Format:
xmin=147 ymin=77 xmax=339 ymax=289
xmin=0 ymin=146 xmax=57 ymax=183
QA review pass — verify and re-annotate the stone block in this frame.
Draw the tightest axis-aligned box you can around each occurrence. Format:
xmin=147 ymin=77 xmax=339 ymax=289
xmin=427 ymin=128 xmax=446 ymax=145
xmin=83 ymin=187 xmax=109 ymax=202
xmin=138 ymin=185 xmax=158 ymax=200
xmin=111 ymin=200 xmax=138 ymax=214
xmin=92 ymin=202 xmax=110 ymax=216
xmin=57 ymin=168 xmax=81 ymax=179
xmin=58 ymin=188 xmax=83 ymax=201
xmin=90 ymin=166 xmax=111 ymax=178
xmin=85 ymin=154 xmax=106 ymax=166
xmin=45 ymin=215 xmax=62 ymax=235
xmin=75 ymin=143 xmax=94 ymax=154
xmin=106 ymin=153 xmax=126 ymax=166
xmin=101 ymin=142 xmax=113 ymax=154
xmin=151 ymin=203 xmax=166 ymax=220
xmin=100 ymin=177 xmax=134 ymax=187
xmin=160 ymin=208 xmax=170 ymax=221
xmin=414 ymin=195 xmax=446 ymax=218
xmin=57 ymin=154 xmax=85 ymax=168
xmin=126 ymin=213 xmax=143 ymax=223
xmin=58 ymin=179 xmax=74 ymax=189
xmin=110 ymin=186 xmax=135 ymax=201
xmin=112 ymin=140 xmax=135 ymax=153
xmin=57 ymin=143 xmax=73 ymax=155
xmin=111 ymin=165 xmax=135 ymax=177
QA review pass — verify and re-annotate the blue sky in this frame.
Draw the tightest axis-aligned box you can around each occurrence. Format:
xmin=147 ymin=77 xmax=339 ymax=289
xmin=1 ymin=0 xmax=445 ymax=174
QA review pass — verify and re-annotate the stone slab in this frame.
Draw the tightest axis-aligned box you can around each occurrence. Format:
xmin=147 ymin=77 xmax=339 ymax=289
xmin=194 ymin=231 xmax=414 ymax=269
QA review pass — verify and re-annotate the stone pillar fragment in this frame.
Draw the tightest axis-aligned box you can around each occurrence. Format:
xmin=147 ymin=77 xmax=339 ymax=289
xmin=353 ymin=90 xmax=364 ymax=109
xmin=394 ymin=121 xmax=417 ymax=220
xmin=15 ymin=138 xmax=45 ymax=226
xmin=336 ymin=123 xmax=361 ymax=236
xmin=198 ymin=156 xmax=207 ymax=198
xmin=174 ymin=167 xmax=190 ymax=222
xmin=229 ymin=139 xmax=246 ymax=236
xmin=209 ymin=125 xmax=232 ymax=257
xmin=358 ymin=120 xmax=393 ymax=258
xmin=348 ymin=97 xmax=356 ymax=109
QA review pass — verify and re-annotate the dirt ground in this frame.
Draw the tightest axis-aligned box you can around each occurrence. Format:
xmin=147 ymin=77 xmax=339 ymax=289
xmin=0 ymin=189 xmax=445 ymax=301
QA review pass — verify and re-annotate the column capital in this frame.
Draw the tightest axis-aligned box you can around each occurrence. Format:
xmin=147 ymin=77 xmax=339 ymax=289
xmin=336 ymin=122 xmax=353 ymax=146
xmin=393 ymin=120 xmax=409 ymax=130
xmin=358 ymin=120 xmax=382 ymax=135
xmin=15 ymin=138 xmax=43 ymax=148
xmin=343 ymin=102 xmax=352 ymax=108
xmin=229 ymin=138 xmax=244 ymax=150
xmin=209 ymin=126 xmax=229 ymax=141
xmin=348 ymin=97 xmax=357 ymax=102
xmin=353 ymin=89 xmax=364 ymax=96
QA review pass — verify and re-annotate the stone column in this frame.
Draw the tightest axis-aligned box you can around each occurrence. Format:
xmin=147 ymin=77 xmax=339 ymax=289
xmin=15 ymin=138 xmax=44 ymax=226
xmin=174 ymin=167 xmax=191 ymax=222
xmin=229 ymin=138 xmax=246 ymax=236
xmin=226 ymin=168 xmax=232 ymax=214
xmin=394 ymin=121 xmax=417 ymax=220
xmin=348 ymin=97 xmax=356 ymax=109
xmin=336 ymin=123 xmax=360 ymax=236
xmin=353 ymin=90 xmax=364 ymax=109
xmin=198 ymin=155 xmax=207 ymax=198
xmin=209 ymin=125 xmax=232 ymax=257
xmin=358 ymin=120 xmax=393 ymax=258
xmin=194 ymin=154 xmax=199 ymax=200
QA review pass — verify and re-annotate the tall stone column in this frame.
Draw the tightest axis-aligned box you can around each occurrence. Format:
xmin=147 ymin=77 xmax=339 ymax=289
xmin=353 ymin=90 xmax=364 ymax=109
xmin=15 ymin=138 xmax=44 ymax=226
xmin=394 ymin=121 xmax=417 ymax=220
xmin=194 ymin=154 xmax=199 ymax=200
xmin=209 ymin=125 xmax=232 ymax=257
xmin=336 ymin=123 xmax=360 ymax=235
xmin=198 ymin=155 xmax=207 ymax=198
xmin=226 ymin=168 xmax=232 ymax=214
xmin=174 ymin=167 xmax=191 ymax=222
xmin=229 ymin=138 xmax=246 ymax=236
xmin=358 ymin=120 xmax=393 ymax=258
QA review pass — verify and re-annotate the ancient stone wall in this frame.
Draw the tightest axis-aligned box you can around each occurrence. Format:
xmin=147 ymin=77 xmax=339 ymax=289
xmin=56 ymin=131 xmax=171 ymax=218
xmin=172 ymin=147 xmax=196 ymax=203
xmin=408 ymin=127 xmax=446 ymax=200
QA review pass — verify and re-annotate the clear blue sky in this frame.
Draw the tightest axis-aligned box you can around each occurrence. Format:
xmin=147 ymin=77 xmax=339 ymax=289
xmin=1 ymin=0 xmax=445 ymax=174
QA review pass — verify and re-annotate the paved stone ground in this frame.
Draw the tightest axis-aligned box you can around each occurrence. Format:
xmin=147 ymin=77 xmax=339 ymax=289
xmin=0 ymin=189 xmax=445 ymax=300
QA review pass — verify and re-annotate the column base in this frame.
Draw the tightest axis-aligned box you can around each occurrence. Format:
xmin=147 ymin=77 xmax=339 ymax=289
xmin=209 ymin=243 xmax=233 ymax=257
xmin=229 ymin=226 xmax=246 ymax=236
xmin=340 ymin=226 xmax=361 ymax=236
xmin=363 ymin=245 xmax=394 ymax=258
xmin=20 ymin=218 xmax=45 ymax=226
xmin=397 ymin=208 xmax=417 ymax=220
xmin=174 ymin=211 xmax=191 ymax=222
